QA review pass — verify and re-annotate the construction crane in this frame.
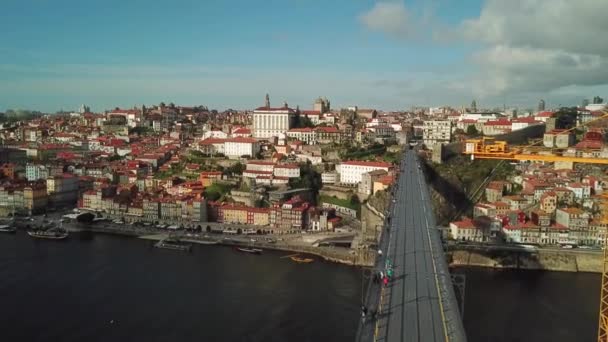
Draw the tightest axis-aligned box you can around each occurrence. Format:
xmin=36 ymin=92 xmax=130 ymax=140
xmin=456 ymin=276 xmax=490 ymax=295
xmin=461 ymin=110 xmax=608 ymax=342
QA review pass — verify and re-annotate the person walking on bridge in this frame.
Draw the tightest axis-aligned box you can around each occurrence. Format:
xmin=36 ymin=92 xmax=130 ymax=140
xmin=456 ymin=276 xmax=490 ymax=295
xmin=361 ymin=305 xmax=368 ymax=323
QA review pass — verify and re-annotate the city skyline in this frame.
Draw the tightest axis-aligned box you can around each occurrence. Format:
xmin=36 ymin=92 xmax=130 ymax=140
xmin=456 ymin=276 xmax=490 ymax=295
xmin=1 ymin=0 xmax=607 ymax=112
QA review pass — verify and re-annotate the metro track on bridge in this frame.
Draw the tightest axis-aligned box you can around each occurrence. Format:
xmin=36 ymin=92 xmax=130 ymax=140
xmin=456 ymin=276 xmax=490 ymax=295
xmin=357 ymin=149 xmax=467 ymax=342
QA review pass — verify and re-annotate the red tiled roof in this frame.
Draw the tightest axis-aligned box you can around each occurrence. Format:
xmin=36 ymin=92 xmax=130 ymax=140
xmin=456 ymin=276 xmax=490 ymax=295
xmin=575 ymin=140 xmax=603 ymax=149
xmin=512 ymin=117 xmax=541 ymax=123
xmin=451 ymin=219 xmax=476 ymax=229
xmin=377 ymin=175 xmax=394 ymax=185
xmin=200 ymin=171 xmax=222 ymax=176
xmin=316 ymin=126 xmax=340 ymax=133
xmin=244 ymin=170 xmax=273 ymax=175
xmin=484 ymin=119 xmax=512 ymax=126
xmin=275 ymin=164 xmax=299 ymax=169
xmin=536 ymin=111 xmax=554 ymax=118
xmin=225 ymin=137 xmax=258 ymax=144
xmin=288 ymin=128 xmax=314 ymax=133
xmin=247 ymin=161 xmax=275 ymax=165
xmin=232 ymin=128 xmax=251 ymax=134
xmin=199 ymin=138 xmax=227 ymax=145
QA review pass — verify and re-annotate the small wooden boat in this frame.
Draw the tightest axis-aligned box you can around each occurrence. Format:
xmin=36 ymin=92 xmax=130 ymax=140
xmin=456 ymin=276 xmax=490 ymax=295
xmin=290 ymin=256 xmax=314 ymax=263
xmin=235 ymin=247 xmax=262 ymax=254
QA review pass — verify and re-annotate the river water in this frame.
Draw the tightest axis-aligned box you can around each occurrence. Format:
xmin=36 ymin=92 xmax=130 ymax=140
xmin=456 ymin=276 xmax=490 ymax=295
xmin=456 ymin=267 xmax=600 ymax=342
xmin=0 ymin=233 xmax=599 ymax=342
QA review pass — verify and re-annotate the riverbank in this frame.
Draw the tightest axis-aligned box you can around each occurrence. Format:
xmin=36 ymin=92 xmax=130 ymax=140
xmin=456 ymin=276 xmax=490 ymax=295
xmin=64 ymin=225 xmax=376 ymax=267
xmin=448 ymin=248 xmax=603 ymax=273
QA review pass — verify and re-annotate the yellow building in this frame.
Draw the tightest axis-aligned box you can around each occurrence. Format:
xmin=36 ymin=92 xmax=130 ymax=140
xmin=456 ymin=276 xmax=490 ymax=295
xmin=221 ymin=205 xmax=248 ymax=224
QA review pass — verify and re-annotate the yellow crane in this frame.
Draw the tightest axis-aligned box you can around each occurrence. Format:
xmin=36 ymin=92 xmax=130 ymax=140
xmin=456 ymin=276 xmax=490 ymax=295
xmin=461 ymin=111 xmax=608 ymax=341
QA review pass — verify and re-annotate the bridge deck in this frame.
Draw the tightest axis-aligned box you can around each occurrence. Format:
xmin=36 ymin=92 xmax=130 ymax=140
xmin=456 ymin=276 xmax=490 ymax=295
xmin=357 ymin=150 xmax=467 ymax=342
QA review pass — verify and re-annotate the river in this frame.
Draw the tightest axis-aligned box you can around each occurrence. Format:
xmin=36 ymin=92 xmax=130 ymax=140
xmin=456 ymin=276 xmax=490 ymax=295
xmin=0 ymin=233 xmax=361 ymax=342
xmin=456 ymin=267 xmax=600 ymax=342
xmin=0 ymin=232 xmax=599 ymax=341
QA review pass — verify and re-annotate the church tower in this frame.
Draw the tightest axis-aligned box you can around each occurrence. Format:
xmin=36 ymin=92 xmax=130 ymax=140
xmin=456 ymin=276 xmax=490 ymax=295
xmin=265 ymin=93 xmax=270 ymax=108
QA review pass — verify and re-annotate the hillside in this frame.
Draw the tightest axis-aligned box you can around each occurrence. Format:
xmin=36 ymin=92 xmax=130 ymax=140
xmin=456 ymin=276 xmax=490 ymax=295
xmin=422 ymin=154 xmax=515 ymax=225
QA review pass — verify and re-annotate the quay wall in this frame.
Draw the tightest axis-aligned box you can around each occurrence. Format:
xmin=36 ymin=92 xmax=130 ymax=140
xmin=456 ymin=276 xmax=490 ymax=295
xmin=64 ymin=225 xmax=375 ymax=267
xmin=448 ymin=248 xmax=603 ymax=273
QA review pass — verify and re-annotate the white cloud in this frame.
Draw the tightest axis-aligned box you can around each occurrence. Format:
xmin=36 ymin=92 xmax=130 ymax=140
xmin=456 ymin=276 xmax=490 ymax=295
xmin=461 ymin=0 xmax=608 ymax=98
xmin=472 ymin=46 xmax=608 ymax=96
xmin=461 ymin=0 xmax=608 ymax=56
xmin=357 ymin=0 xmax=608 ymax=106
xmin=359 ymin=2 xmax=412 ymax=38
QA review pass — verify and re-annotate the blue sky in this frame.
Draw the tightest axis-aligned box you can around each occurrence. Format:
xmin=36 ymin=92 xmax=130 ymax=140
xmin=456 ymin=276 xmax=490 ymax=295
xmin=1 ymin=0 xmax=607 ymax=112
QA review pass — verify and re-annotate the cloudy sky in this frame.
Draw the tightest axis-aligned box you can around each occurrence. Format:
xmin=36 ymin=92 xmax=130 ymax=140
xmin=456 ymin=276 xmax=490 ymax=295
xmin=1 ymin=0 xmax=607 ymax=112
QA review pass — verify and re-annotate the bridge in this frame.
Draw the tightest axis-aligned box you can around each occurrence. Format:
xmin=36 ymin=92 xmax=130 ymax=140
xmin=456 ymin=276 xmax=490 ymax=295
xmin=357 ymin=149 xmax=467 ymax=342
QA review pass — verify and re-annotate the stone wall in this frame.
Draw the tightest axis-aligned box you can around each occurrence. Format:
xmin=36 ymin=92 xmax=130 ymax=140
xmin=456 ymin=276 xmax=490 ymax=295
xmin=448 ymin=248 xmax=603 ymax=273
xmin=360 ymin=202 xmax=384 ymax=242
xmin=320 ymin=186 xmax=354 ymax=200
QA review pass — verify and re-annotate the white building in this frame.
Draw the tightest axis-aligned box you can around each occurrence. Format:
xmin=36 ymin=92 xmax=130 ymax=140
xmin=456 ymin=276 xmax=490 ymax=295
xmin=449 ymin=219 xmax=484 ymax=242
xmin=300 ymin=111 xmax=322 ymax=125
xmin=286 ymin=128 xmax=317 ymax=145
xmin=294 ymin=152 xmax=323 ymax=165
xmin=566 ymin=183 xmax=591 ymax=199
xmin=273 ymin=165 xmax=300 ymax=178
xmin=502 ymin=226 xmax=522 ymax=243
xmin=246 ymin=161 xmax=275 ymax=173
xmin=586 ymin=103 xmax=606 ymax=112
xmin=202 ymin=130 xmax=228 ymax=139
xmin=253 ymin=95 xmax=295 ymax=139
xmin=197 ymin=138 xmax=226 ymax=155
xmin=369 ymin=125 xmax=396 ymax=140
xmin=26 ymin=164 xmax=48 ymax=181
xmin=337 ymin=161 xmax=392 ymax=185
xmin=459 ymin=112 xmax=502 ymax=122
xmin=321 ymin=171 xmax=339 ymax=184
xmin=422 ymin=120 xmax=452 ymax=148
xmin=108 ymin=109 xmax=141 ymax=128
xmin=224 ymin=137 xmax=260 ymax=159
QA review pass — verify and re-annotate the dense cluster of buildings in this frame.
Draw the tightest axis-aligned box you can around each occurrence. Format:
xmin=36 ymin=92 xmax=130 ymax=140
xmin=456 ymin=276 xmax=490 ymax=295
xmin=2 ymin=95 xmax=605 ymax=239
xmin=0 ymin=95 xmax=410 ymax=233
xmin=450 ymin=163 xmax=608 ymax=246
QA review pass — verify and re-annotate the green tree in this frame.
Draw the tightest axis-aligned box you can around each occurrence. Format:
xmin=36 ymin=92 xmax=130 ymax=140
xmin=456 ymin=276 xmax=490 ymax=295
xmin=289 ymin=162 xmax=322 ymax=199
xmin=554 ymin=107 xmax=577 ymax=129
xmin=293 ymin=114 xmax=314 ymax=128
xmin=466 ymin=125 xmax=479 ymax=136
xmin=224 ymin=162 xmax=245 ymax=176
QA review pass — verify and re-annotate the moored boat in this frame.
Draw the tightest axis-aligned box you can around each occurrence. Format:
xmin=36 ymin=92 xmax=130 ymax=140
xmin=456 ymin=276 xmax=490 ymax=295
xmin=27 ymin=227 xmax=69 ymax=240
xmin=0 ymin=225 xmax=16 ymax=234
xmin=235 ymin=247 xmax=262 ymax=254
xmin=154 ymin=239 xmax=192 ymax=251
xmin=196 ymin=239 xmax=219 ymax=245
xmin=290 ymin=256 xmax=314 ymax=263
